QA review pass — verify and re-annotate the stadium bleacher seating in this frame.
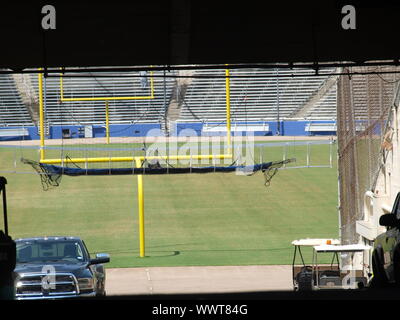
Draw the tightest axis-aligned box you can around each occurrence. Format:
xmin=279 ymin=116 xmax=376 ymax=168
xmin=0 ymin=74 xmax=33 ymax=127
xmin=177 ymin=68 xmax=337 ymax=123
xmin=0 ymin=67 xmax=339 ymax=137
xmin=29 ymin=71 xmax=176 ymax=125
xmin=303 ymin=85 xmax=337 ymax=120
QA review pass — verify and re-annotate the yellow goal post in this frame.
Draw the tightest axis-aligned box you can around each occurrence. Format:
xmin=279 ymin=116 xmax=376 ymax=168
xmin=37 ymin=66 xmax=233 ymax=258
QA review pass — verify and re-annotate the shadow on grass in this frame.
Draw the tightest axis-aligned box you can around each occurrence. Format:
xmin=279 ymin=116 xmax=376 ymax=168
xmin=94 ymin=243 xmax=199 ymax=255
xmin=100 ymin=246 xmax=293 ymax=258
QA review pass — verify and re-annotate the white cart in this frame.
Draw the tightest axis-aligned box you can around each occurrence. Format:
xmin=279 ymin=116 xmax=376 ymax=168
xmin=291 ymin=239 xmax=340 ymax=291
xmin=312 ymin=244 xmax=371 ymax=290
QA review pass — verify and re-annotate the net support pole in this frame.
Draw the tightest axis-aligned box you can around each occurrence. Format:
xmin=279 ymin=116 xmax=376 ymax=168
xmin=135 ymin=158 xmax=145 ymax=258
xmin=0 ymin=177 xmax=8 ymax=236
xmin=105 ymin=101 xmax=110 ymax=144
xmin=38 ymin=69 xmax=45 ymax=161
xmin=225 ymin=66 xmax=232 ymax=155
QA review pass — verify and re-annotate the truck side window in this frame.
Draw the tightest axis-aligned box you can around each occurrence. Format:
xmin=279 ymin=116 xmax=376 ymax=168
xmin=81 ymin=240 xmax=91 ymax=259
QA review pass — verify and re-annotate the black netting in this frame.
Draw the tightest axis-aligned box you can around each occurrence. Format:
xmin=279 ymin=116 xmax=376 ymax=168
xmin=21 ymin=158 xmax=62 ymax=191
xmin=337 ymin=66 xmax=400 ymax=244
xmin=21 ymin=157 xmax=295 ymax=191
xmin=262 ymin=158 xmax=295 ymax=187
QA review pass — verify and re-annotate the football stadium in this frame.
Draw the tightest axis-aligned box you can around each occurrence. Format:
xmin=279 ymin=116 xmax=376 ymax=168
xmin=0 ymin=67 xmax=339 ymax=269
xmin=1 ymin=1 xmax=400 ymax=303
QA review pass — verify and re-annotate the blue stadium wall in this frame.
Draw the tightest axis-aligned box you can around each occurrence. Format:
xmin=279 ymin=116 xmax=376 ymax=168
xmin=0 ymin=121 xmax=336 ymax=141
xmin=174 ymin=120 xmax=336 ymax=137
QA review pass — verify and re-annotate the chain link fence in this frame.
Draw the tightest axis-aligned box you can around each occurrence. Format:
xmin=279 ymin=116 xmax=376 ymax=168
xmin=337 ymin=66 xmax=400 ymax=244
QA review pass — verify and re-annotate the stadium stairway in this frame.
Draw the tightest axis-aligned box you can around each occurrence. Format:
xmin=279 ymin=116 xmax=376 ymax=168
xmin=11 ymin=74 xmax=39 ymax=126
xmin=165 ymin=70 xmax=194 ymax=136
xmin=0 ymin=74 xmax=34 ymax=127
xmin=290 ymin=71 xmax=339 ymax=119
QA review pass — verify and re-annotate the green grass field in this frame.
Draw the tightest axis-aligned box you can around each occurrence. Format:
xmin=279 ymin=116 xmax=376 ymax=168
xmin=0 ymin=140 xmax=338 ymax=268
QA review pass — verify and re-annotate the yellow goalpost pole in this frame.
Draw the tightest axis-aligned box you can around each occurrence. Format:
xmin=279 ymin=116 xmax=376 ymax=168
xmin=40 ymin=154 xmax=233 ymax=259
xmin=149 ymin=70 xmax=155 ymax=98
xmin=135 ymin=158 xmax=145 ymax=258
xmin=225 ymin=66 xmax=232 ymax=154
xmin=58 ymin=68 xmax=155 ymax=149
xmin=40 ymin=154 xmax=233 ymax=165
xmin=105 ymin=101 xmax=110 ymax=144
xmin=38 ymin=69 xmax=45 ymax=161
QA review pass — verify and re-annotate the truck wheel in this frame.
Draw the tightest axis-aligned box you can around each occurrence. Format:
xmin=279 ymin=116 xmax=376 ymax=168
xmin=393 ymin=246 xmax=400 ymax=287
xmin=371 ymin=248 xmax=388 ymax=288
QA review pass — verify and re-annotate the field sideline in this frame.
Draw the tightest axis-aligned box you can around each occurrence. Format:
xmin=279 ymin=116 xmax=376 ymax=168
xmin=0 ymin=136 xmax=338 ymax=268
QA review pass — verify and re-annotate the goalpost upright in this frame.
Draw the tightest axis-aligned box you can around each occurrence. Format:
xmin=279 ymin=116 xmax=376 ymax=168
xmin=38 ymin=69 xmax=46 ymax=162
xmin=225 ymin=66 xmax=232 ymax=154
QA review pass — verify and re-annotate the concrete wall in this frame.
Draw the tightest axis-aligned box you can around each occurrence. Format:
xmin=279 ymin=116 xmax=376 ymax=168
xmin=49 ymin=123 xmax=162 ymax=139
xmin=0 ymin=123 xmax=162 ymax=141
xmin=175 ymin=120 xmax=336 ymax=137
xmin=0 ymin=121 xmax=336 ymax=141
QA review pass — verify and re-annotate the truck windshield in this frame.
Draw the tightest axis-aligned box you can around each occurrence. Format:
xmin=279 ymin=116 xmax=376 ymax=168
xmin=16 ymin=240 xmax=86 ymax=263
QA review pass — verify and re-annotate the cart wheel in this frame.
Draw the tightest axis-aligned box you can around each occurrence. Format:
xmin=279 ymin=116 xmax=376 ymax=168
xmin=296 ymin=266 xmax=313 ymax=291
